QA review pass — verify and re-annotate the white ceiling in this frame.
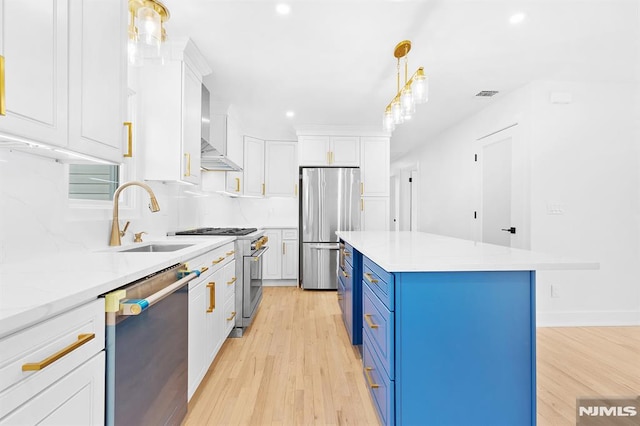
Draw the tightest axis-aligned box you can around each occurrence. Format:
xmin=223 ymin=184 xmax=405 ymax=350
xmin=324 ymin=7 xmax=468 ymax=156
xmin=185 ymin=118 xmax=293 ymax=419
xmin=164 ymin=0 xmax=639 ymax=160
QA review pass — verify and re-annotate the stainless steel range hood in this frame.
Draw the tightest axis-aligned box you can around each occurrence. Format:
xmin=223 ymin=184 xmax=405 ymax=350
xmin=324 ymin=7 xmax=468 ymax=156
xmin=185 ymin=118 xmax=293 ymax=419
xmin=200 ymin=85 xmax=242 ymax=171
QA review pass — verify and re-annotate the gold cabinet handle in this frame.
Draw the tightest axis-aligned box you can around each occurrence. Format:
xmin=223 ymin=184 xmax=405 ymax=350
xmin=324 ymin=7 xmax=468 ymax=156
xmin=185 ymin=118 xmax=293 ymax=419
xmin=206 ymin=282 xmax=215 ymax=313
xmin=123 ymin=122 xmax=133 ymax=157
xmin=235 ymin=177 xmax=241 ymax=192
xmin=226 ymin=311 xmax=237 ymax=321
xmin=227 ymin=277 xmax=237 ymax=285
xmin=341 ymin=270 xmax=349 ymax=278
xmin=226 ymin=250 xmax=235 ymax=256
xmin=360 ymin=182 xmax=364 ymax=195
xmin=343 ymin=249 xmax=351 ymax=257
xmin=212 ymin=257 xmax=225 ymax=265
xmin=0 ymin=55 xmax=5 ymax=116
xmin=364 ymin=367 xmax=379 ymax=389
xmin=294 ymin=184 xmax=298 ymax=196
xmin=262 ymin=183 xmax=265 ymax=195
xmin=200 ymin=266 xmax=209 ymax=273
xmin=364 ymin=314 xmax=379 ymax=329
xmin=364 ymin=272 xmax=378 ymax=284
xmin=184 ymin=153 xmax=191 ymax=177
xmin=361 ymin=199 xmax=364 ymax=211
xmin=22 ymin=334 xmax=95 ymax=371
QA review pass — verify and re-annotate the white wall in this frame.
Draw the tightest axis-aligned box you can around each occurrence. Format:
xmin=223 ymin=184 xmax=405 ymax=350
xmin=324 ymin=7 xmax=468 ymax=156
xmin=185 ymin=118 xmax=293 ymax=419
xmin=393 ymin=80 xmax=640 ymax=326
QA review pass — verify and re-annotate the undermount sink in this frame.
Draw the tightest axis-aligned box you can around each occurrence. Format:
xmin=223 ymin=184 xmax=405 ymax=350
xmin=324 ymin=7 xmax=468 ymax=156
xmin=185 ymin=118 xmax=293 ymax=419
xmin=116 ymin=243 xmax=195 ymax=253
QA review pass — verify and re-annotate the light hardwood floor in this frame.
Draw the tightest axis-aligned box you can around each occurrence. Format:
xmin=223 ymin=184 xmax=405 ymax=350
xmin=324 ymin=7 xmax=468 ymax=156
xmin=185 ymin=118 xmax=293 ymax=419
xmin=184 ymin=287 xmax=640 ymax=425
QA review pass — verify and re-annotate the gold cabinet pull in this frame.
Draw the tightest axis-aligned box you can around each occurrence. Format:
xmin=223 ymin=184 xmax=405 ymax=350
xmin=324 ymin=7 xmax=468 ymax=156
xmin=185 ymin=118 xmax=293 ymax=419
xmin=184 ymin=153 xmax=191 ymax=177
xmin=206 ymin=282 xmax=215 ymax=312
xmin=226 ymin=250 xmax=235 ymax=256
xmin=294 ymin=184 xmax=298 ymax=196
xmin=226 ymin=311 xmax=237 ymax=321
xmin=123 ymin=122 xmax=133 ymax=157
xmin=360 ymin=182 xmax=364 ymax=195
xmin=364 ymin=367 xmax=379 ymax=389
xmin=200 ymin=266 xmax=209 ymax=273
xmin=227 ymin=277 xmax=237 ymax=285
xmin=212 ymin=257 xmax=225 ymax=265
xmin=0 ymin=55 xmax=5 ymax=116
xmin=235 ymin=177 xmax=241 ymax=192
xmin=341 ymin=270 xmax=349 ymax=278
xmin=262 ymin=183 xmax=265 ymax=195
xmin=364 ymin=314 xmax=379 ymax=329
xmin=364 ymin=272 xmax=378 ymax=284
xmin=22 ymin=334 xmax=95 ymax=371
xmin=343 ymin=249 xmax=351 ymax=257
xmin=360 ymin=199 xmax=364 ymax=211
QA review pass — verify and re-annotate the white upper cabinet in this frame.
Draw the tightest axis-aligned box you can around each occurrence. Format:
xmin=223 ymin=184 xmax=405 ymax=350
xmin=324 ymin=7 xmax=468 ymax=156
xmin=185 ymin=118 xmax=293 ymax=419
xmin=360 ymin=137 xmax=390 ymax=196
xmin=67 ymin=0 xmax=127 ymax=163
xmin=243 ymin=136 xmax=265 ymax=196
xmin=298 ymin=136 xmax=359 ymax=166
xmin=0 ymin=0 xmax=69 ymax=147
xmin=265 ymin=141 xmax=297 ymax=197
xmin=138 ymin=40 xmax=210 ymax=184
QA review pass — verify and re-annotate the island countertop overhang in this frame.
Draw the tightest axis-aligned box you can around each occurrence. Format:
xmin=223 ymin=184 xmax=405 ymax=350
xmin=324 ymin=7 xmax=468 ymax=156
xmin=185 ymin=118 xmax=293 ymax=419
xmin=336 ymin=231 xmax=599 ymax=273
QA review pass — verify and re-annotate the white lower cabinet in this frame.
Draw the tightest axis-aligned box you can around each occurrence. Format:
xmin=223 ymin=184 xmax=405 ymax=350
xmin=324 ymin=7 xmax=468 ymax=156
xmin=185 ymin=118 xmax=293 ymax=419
xmin=0 ymin=299 xmax=105 ymax=424
xmin=361 ymin=197 xmax=390 ymax=231
xmin=187 ymin=242 xmax=235 ymax=401
xmin=263 ymin=228 xmax=298 ymax=283
xmin=223 ymin=260 xmax=237 ymax=337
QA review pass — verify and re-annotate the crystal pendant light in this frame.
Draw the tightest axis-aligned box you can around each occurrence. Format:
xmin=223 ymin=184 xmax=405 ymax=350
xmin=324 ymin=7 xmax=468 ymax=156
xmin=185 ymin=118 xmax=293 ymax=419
xmin=383 ymin=107 xmax=395 ymax=132
xmin=413 ymin=68 xmax=428 ymax=104
xmin=391 ymin=98 xmax=404 ymax=125
xmin=400 ymin=86 xmax=415 ymax=120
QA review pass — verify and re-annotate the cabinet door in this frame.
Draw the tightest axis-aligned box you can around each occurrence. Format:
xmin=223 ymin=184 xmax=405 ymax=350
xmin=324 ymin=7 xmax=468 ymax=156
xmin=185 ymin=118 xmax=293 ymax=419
xmin=226 ymin=171 xmax=243 ymax=194
xmin=67 ymin=0 xmax=126 ymax=162
xmin=0 ymin=352 xmax=105 ymax=426
xmin=263 ymin=230 xmax=282 ymax=279
xmin=265 ymin=141 xmax=298 ymax=197
xmin=243 ymin=136 xmax=265 ymax=196
xmin=361 ymin=137 xmax=390 ymax=196
xmin=282 ymin=239 xmax=299 ymax=280
xmin=223 ymin=260 xmax=237 ymax=337
xmin=298 ymin=136 xmax=330 ymax=166
xmin=330 ymin=137 xmax=360 ymax=166
xmin=361 ymin=197 xmax=389 ymax=231
xmin=182 ymin=63 xmax=202 ymax=184
xmin=0 ymin=0 xmax=68 ymax=147
xmin=226 ymin=114 xmax=243 ymax=166
xmin=188 ymin=280 xmax=207 ymax=401
xmin=205 ymin=267 xmax=225 ymax=363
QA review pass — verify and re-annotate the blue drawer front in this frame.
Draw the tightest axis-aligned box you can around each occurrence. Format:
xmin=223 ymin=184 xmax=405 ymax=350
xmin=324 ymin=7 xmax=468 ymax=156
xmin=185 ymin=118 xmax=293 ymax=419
xmin=338 ymin=274 xmax=347 ymax=328
xmin=363 ymin=257 xmax=394 ymax=310
xmin=363 ymin=281 xmax=394 ymax=379
xmin=363 ymin=330 xmax=394 ymax=426
xmin=343 ymin=242 xmax=354 ymax=268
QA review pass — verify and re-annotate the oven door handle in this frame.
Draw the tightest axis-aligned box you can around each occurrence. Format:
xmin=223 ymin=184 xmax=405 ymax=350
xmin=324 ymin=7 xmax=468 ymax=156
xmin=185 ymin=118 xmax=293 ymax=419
xmin=247 ymin=246 xmax=269 ymax=261
xmin=119 ymin=271 xmax=200 ymax=316
xmin=309 ymin=243 xmax=340 ymax=250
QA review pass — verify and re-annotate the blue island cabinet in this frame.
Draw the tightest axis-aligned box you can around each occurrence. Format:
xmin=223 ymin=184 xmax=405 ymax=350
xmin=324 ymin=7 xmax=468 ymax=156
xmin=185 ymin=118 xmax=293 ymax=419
xmin=338 ymin=241 xmax=363 ymax=345
xmin=358 ymin=253 xmax=536 ymax=426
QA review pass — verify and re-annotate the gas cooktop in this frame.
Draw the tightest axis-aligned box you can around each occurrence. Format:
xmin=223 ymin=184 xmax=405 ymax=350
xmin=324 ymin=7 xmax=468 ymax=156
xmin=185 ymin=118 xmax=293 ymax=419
xmin=174 ymin=227 xmax=258 ymax=236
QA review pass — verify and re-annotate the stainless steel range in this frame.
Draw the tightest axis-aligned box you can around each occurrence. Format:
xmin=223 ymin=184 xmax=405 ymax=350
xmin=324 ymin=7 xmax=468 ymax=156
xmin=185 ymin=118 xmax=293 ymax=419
xmin=172 ymin=228 xmax=268 ymax=337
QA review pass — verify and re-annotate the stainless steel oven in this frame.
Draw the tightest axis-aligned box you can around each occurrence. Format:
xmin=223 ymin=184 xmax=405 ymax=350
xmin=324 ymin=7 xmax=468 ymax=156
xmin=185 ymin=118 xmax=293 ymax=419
xmin=242 ymin=241 xmax=268 ymax=330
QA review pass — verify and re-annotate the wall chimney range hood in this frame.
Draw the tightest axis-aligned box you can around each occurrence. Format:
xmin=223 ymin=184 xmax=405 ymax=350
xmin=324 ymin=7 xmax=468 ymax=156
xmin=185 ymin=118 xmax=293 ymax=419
xmin=200 ymin=85 xmax=242 ymax=171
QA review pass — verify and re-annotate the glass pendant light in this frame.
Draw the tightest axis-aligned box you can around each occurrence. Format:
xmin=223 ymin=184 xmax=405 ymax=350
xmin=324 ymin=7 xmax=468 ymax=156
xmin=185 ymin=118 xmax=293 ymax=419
xmin=413 ymin=68 xmax=428 ymax=104
xmin=383 ymin=107 xmax=395 ymax=132
xmin=391 ymin=98 xmax=404 ymax=124
xmin=136 ymin=5 xmax=162 ymax=58
xmin=400 ymin=86 xmax=415 ymax=120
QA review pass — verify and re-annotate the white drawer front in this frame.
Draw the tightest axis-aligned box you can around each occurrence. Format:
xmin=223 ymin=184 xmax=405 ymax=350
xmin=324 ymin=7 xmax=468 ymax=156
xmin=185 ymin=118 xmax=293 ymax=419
xmin=282 ymin=229 xmax=298 ymax=239
xmin=0 ymin=298 xmax=105 ymax=417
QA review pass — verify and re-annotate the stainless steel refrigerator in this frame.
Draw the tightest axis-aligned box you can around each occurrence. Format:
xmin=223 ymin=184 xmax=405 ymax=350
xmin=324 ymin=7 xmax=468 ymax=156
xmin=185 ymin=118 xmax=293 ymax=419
xmin=300 ymin=167 xmax=361 ymax=289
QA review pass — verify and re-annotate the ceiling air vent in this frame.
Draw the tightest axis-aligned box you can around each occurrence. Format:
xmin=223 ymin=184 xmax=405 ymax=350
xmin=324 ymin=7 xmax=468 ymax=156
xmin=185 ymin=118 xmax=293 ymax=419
xmin=476 ymin=90 xmax=499 ymax=97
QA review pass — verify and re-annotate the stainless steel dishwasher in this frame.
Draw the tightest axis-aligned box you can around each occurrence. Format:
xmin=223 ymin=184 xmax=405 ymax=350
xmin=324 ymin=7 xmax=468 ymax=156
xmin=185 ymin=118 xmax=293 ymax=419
xmin=103 ymin=263 xmax=200 ymax=426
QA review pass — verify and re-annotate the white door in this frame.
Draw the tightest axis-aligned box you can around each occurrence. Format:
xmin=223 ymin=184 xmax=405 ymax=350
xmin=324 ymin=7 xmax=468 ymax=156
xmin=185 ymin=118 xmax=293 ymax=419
xmin=390 ymin=175 xmax=399 ymax=231
xmin=182 ymin=63 xmax=202 ymax=184
xmin=330 ymin=136 xmax=360 ymax=166
xmin=481 ymin=136 xmax=513 ymax=247
xmin=244 ymin=136 xmax=265 ymax=196
xmin=265 ymin=141 xmax=297 ymax=197
xmin=188 ymin=280 xmax=207 ymax=400
xmin=298 ymin=136 xmax=330 ymax=166
xmin=282 ymin=239 xmax=299 ymax=279
xmin=262 ymin=230 xmax=282 ymax=279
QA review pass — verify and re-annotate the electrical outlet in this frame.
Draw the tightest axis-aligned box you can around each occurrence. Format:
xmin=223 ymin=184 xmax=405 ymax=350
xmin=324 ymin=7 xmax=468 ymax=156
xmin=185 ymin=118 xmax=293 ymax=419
xmin=550 ymin=284 xmax=560 ymax=298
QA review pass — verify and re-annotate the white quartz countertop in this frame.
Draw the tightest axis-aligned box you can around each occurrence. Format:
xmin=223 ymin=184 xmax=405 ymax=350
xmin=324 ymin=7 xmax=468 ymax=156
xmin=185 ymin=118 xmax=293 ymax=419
xmin=336 ymin=231 xmax=599 ymax=273
xmin=0 ymin=236 xmax=235 ymax=339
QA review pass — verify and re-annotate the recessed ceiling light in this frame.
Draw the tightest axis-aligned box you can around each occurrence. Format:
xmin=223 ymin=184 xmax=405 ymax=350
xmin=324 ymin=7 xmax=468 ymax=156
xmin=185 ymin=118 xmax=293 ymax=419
xmin=276 ymin=3 xmax=291 ymax=15
xmin=509 ymin=13 xmax=525 ymax=25
xmin=285 ymin=111 xmax=295 ymax=118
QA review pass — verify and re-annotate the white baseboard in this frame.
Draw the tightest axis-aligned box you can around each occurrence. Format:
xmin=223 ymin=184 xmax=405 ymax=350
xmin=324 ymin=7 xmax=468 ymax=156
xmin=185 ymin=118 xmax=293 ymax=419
xmin=536 ymin=310 xmax=640 ymax=327
xmin=263 ymin=279 xmax=298 ymax=287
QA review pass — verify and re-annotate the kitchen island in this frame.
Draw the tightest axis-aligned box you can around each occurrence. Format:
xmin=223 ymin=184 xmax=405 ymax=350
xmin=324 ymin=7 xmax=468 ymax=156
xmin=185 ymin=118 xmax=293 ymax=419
xmin=336 ymin=231 xmax=597 ymax=426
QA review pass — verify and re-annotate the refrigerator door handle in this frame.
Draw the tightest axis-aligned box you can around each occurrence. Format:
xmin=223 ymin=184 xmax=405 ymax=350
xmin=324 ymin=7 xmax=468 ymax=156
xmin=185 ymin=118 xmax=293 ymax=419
xmin=309 ymin=243 xmax=340 ymax=250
